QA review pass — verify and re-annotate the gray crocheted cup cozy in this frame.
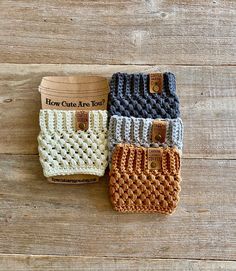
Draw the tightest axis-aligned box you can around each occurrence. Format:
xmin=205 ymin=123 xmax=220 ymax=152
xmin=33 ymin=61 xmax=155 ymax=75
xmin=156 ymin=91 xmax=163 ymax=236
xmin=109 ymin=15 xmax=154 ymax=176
xmin=108 ymin=72 xmax=180 ymax=119
xmin=108 ymin=115 xmax=183 ymax=163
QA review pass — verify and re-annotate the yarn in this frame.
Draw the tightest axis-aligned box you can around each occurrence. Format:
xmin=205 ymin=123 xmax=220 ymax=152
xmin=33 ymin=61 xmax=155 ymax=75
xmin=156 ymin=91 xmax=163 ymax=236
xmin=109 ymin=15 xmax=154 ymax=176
xmin=108 ymin=116 xmax=183 ymax=158
xmin=109 ymin=144 xmax=181 ymax=214
xmin=108 ymin=72 xmax=180 ymax=119
xmin=38 ymin=109 xmax=108 ymax=178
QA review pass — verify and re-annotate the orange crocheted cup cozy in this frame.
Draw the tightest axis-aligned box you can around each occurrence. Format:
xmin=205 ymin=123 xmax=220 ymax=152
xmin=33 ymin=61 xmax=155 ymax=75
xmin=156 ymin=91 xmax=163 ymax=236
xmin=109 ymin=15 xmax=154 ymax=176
xmin=109 ymin=144 xmax=181 ymax=214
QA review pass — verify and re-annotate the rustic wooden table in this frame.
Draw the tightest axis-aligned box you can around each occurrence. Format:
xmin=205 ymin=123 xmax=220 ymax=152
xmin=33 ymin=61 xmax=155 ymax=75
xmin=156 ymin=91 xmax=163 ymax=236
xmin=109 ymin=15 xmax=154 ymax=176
xmin=0 ymin=1 xmax=235 ymax=270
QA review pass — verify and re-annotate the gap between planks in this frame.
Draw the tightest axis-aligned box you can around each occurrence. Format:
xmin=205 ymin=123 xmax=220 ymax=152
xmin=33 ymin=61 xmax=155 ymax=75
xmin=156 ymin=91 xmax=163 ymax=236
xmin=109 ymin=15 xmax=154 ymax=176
xmin=0 ymin=254 xmax=235 ymax=271
xmin=0 ymin=153 xmax=236 ymax=162
xmin=1 ymin=254 xmax=236 ymax=262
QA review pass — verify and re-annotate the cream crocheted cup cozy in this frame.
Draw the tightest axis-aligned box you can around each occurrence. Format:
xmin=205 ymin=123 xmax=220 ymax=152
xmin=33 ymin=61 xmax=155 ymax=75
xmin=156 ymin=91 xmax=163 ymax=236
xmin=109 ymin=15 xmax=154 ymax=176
xmin=38 ymin=110 xmax=108 ymax=178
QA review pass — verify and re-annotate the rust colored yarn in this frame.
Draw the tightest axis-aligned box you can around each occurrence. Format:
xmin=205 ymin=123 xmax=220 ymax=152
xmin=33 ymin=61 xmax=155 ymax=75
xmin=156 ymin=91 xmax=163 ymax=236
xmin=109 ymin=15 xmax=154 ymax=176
xmin=109 ymin=144 xmax=181 ymax=214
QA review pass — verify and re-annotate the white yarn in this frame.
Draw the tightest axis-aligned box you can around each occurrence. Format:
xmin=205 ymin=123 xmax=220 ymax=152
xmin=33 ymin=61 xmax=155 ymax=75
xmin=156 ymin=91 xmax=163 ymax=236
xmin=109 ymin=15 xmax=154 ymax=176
xmin=38 ymin=110 xmax=108 ymax=178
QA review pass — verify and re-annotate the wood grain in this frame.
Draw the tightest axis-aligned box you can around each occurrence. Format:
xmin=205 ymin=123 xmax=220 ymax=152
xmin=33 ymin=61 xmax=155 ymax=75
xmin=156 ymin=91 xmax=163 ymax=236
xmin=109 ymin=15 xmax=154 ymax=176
xmin=0 ymin=0 xmax=235 ymax=268
xmin=0 ymin=1 xmax=235 ymax=65
xmin=0 ymin=255 xmax=235 ymax=271
xmin=0 ymin=64 xmax=235 ymax=158
xmin=0 ymin=155 xmax=235 ymax=260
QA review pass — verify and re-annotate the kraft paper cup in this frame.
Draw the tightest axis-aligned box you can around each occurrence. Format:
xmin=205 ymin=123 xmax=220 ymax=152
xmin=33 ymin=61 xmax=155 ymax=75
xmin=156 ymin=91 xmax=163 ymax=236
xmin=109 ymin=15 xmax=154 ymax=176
xmin=38 ymin=75 xmax=109 ymax=183
xmin=39 ymin=87 xmax=108 ymax=111
xmin=40 ymin=75 xmax=108 ymax=93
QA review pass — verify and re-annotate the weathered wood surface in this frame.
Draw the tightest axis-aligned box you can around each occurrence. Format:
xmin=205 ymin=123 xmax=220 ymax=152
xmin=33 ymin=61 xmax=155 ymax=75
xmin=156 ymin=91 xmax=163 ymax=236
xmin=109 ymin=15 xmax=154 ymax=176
xmin=0 ymin=64 xmax=235 ymax=158
xmin=0 ymin=0 xmax=235 ymax=269
xmin=0 ymin=1 xmax=235 ymax=65
xmin=0 ymin=255 xmax=235 ymax=271
xmin=0 ymin=155 xmax=235 ymax=260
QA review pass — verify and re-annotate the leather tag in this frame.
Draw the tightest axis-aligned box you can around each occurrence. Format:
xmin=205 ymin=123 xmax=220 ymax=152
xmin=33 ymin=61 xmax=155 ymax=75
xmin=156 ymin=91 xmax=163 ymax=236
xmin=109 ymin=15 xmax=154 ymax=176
xmin=151 ymin=120 xmax=167 ymax=143
xmin=149 ymin=73 xmax=163 ymax=94
xmin=76 ymin=111 xmax=89 ymax=131
xmin=148 ymin=148 xmax=162 ymax=170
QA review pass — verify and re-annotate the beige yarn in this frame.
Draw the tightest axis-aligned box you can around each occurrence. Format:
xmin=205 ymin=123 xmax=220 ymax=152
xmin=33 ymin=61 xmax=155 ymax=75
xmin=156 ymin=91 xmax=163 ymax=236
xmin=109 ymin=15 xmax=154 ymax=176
xmin=38 ymin=109 xmax=108 ymax=178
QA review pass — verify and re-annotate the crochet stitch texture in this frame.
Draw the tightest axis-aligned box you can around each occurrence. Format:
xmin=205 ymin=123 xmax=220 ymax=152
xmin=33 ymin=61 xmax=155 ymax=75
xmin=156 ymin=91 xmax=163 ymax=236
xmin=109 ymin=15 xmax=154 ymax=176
xmin=108 ymin=116 xmax=183 ymax=157
xmin=108 ymin=72 xmax=180 ymax=119
xmin=38 ymin=109 xmax=108 ymax=178
xmin=109 ymin=144 xmax=181 ymax=214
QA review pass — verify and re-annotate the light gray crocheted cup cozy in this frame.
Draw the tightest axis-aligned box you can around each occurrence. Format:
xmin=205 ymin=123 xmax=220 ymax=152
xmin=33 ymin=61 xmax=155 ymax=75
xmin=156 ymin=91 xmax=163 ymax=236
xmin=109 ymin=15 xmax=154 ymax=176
xmin=108 ymin=115 xmax=183 ymax=163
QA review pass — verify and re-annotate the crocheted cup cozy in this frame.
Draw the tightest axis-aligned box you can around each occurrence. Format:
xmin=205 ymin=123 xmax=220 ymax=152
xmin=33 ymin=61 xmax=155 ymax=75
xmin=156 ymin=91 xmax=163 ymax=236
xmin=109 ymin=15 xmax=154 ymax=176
xmin=108 ymin=116 xmax=183 ymax=158
xmin=108 ymin=72 xmax=180 ymax=119
xmin=109 ymin=144 xmax=181 ymax=214
xmin=38 ymin=110 xmax=108 ymax=178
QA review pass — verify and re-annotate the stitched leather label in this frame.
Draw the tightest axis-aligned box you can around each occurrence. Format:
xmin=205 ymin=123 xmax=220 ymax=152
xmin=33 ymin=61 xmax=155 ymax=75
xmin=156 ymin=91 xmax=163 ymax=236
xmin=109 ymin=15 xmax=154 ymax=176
xmin=149 ymin=73 xmax=163 ymax=94
xmin=152 ymin=120 xmax=167 ymax=143
xmin=148 ymin=148 xmax=162 ymax=170
xmin=76 ymin=111 xmax=89 ymax=131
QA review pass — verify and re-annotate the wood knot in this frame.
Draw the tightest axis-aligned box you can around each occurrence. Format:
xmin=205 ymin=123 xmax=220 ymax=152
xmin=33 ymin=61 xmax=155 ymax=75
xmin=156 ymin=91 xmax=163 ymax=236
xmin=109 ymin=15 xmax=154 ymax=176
xmin=4 ymin=98 xmax=13 ymax=103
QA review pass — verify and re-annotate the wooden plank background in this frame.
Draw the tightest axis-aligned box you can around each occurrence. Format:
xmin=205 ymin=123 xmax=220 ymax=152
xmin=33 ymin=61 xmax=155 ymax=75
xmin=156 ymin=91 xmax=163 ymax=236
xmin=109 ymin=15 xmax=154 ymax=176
xmin=0 ymin=1 xmax=235 ymax=270
xmin=0 ymin=0 xmax=235 ymax=65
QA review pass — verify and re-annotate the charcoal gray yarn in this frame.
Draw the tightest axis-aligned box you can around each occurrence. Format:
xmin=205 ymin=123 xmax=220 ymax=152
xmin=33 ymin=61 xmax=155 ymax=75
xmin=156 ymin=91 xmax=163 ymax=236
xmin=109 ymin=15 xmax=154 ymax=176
xmin=108 ymin=72 xmax=180 ymax=119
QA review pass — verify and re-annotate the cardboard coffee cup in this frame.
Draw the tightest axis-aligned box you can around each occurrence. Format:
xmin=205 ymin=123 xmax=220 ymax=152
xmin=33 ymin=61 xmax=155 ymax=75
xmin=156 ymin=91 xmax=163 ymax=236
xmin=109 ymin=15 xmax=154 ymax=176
xmin=48 ymin=174 xmax=99 ymax=184
xmin=39 ymin=88 xmax=108 ymax=111
xmin=39 ymin=85 xmax=108 ymax=95
xmin=39 ymin=75 xmax=109 ymax=183
xmin=39 ymin=75 xmax=109 ymax=111
xmin=40 ymin=75 xmax=108 ymax=93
